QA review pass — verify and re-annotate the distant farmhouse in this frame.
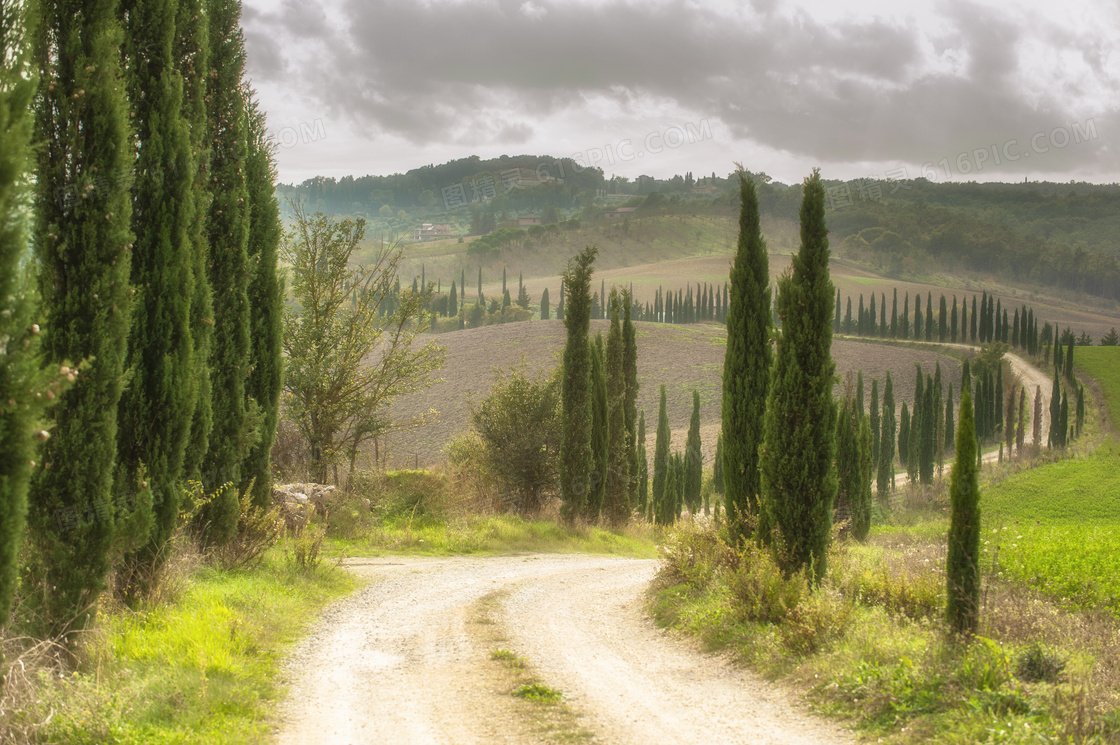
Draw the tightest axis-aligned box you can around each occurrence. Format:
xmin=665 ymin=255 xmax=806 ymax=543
xmin=602 ymin=207 xmax=637 ymax=220
xmin=416 ymin=223 xmax=454 ymax=241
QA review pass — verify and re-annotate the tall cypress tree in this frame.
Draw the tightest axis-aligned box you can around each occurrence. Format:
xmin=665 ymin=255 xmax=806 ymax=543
xmin=0 ymin=0 xmax=65 ymax=631
xmin=1016 ymin=388 xmax=1026 ymax=455
xmin=880 ymin=292 xmax=888 ymax=337
xmin=901 ymin=292 xmax=910 ymax=339
xmin=869 ymin=378 xmax=880 ymax=467
xmin=721 ymin=173 xmax=771 ymax=542
xmin=947 ymin=389 xmax=981 ymax=636
xmin=197 ymin=0 xmax=251 ymax=545
xmin=622 ymin=287 xmax=639 ymax=507
xmin=180 ymin=0 xmax=213 ymax=484
xmin=970 ymin=296 xmax=978 ymax=342
xmin=951 ymin=296 xmax=958 ymax=342
xmin=938 ymin=295 xmax=947 ymax=342
xmin=1048 ymin=374 xmax=1061 ymax=449
xmin=604 ymin=291 xmax=630 ymax=527
xmin=891 ymin=287 xmax=898 ymax=338
xmin=877 ymin=372 xmax=896 ymax=496
xmin=540 ymin=286 xmax=549 ymax=320
xmin=945 ymin=383 xmax=956 ymax=455
xmin=759 ymin=170 xmax=837 ymax=582
xmin=652 ymin=385 xmax=671 ymax=525
xmin=559 ymin=247 xmax=596 ymax=521
xmin=29 ymin=0 xmax=136 ymax=635
xmin=908 ymin=367 xmax=923 ymax=483
xmin=898 ymin=401 xmax=910 ymax=471
xmin=588 ymin=334 xmax=608 ymax=521
xmin=637 ymin=409 xmax=648 ymax=517
xmin=869 ymin=292 xmax=877 ymax=337
xmin=833 ymin=288 xmax=841 ymax=332
xmin=919 ymin=377 xmax=936 ymax=485
xmin=914 ymin=294 xmax=924 ymax=340
xmin=448 ymin=280 xmax=457 ymax=319
xmin=1065 ymin=338 xmax=1075 ymax=383
xmin=117 ymin=0 xmax=200 ymax=591
xmin=684 ymin=389 xmax=702 ymax=515
xmin=925 ymin=292 xmax=934 ymax=341
xmin=241 ymin=94 xmax=284 ymax=509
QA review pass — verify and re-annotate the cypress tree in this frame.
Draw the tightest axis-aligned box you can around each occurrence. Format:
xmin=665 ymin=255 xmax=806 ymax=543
xmin=759 ymin=170 xmax=837 ymax=583
xmin=448 ymin=280 xmax=457 ymax=319
xmin=502 ymin=266 xmax=507 ymax=296
xmin=540 ymin=286 xmax=549 ymax=320
xmin=477 ymin=266 xmax=483 ymax=304
xmin=878 ymin=372 xmax=896 ymax=496
xmin=1012 ymin=309 xmax=1020 ymax=348
xmin=945 ymin=383 xmax=955 ymax=455
xmin=1005 ymin=383 xmax=1016 ymax=456
xmin=1065 ymin=338 xmax=1074 ymax=383
xmin=855 ymin=414 xmax=873 ymax=541
xmin=1059 ymin=392 xmax=1069 ymax=448
xmin=604 ymin=291 xmax=630 ymax=527
xmin=919 ymin=378 xmax=936 ymax=485
xmin=652 ymin=385 xmax=671 ymax=525
xmin=947 ymin=389 xmax=981 ymax=636
xmin=938 ymin=294 xmax=947 ymax=342
xmin=712 ymin=432 xmax=724 ymax=495
xmin=835 ymin=397 xmax=860 ymax=527
xmin=721 ymin=173 xmax=771 ymax=542
xmin=925 ymin=292 xmax=934 ymax=341
xmin=1033 ymin=386 xmax=1042 ymax=450
xmin=869 ymin=292 xmax=877 ymax=337
xmin=908 ymin=367 xmax=923 ymax=483
xmin=588 ymin=334 xmax=608 ymax=521
xmin=951 ymin=296 xmax=958 ymax=342
xmin=901 ymin=292 xmax=910 ymax=339
xmin=869 ymin=378 xmax=880 ymax=467
xmin=995 ymin=364 xmax=1003 ymax=436
xmin=970 ymin=296 xmax=978 ymax=342
xmin=833 ymin=288 xmax=841 ymax=332
xmin=880 ymin=292 xmax=888 ymax=337
xmin=556 ymin=281 xmax=564 ymax=320
xmin=891 ymin=287 xmax=898 ymax=338
xmin=29 ymin=0 xmax=136 ymax=635
xmin=0 ymin=1 xmax=65 ymax=631
xmin=856 ymin=370 xmax=864 ymax=418
xmin=622 ymin=288 xmax=639 ymax=507
xmin=1016 ymin=388 xmax=1026 ymax=456
xmin=1048 ymin=374 xmax=1061 ymax=449
xmin=559 ymin=246 xmax=596 ymax=521
xmin=898 ymin=401 xmax=910 ymax=471
xmin=913 ymin=294 xmax=922 ymax=340
xmin=241 ymin=95 xmax=284 ymax=509
xmin=684 ymin=389 xmax=702 ymax=515
xmin=857 ymin=294 xmax=864 ymax=335
xmin=637 ymin=409 xmax=649 ymax=517
xmin=116 ymin=0 xmax=200 ymax=592
xmin=198 ymin=0 xmax=252 ymax=545
xmin=844 ymin=296 xmax=853 ymax=334
xmin=180 ymin=0 xmax=213 ymax=485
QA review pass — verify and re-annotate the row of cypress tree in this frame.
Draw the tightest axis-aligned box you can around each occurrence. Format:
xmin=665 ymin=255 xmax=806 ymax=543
xmin=0 ymin=0 xmax=283 ymax=639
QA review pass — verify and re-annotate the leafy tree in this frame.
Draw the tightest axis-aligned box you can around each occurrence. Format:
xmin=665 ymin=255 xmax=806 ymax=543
xmin=0 ymin=0 xmax=68 ymax=631
xmin=603 ymin=291 xmax=630 ymax=526
xmin=241 ymin=95 xmax=284 ymax=509
xmin=759 ymin=170 xmax=837 ymax=583
xmin=947 ymin=389 xmax=981 ymax=636
xmin=282 ymin=206 xmax=444 ymax=484
xmin=652 ymin=385 xmax=671 ymax=525
xmin=684 ymin=389 xmax=702 ymax=515
xmin=28 ymin=0 xmax=136 ymax=636
xmin=721 ymin=172 xmax=771 ymax=542
xmin=559 ymin=247 xmax=597 ymax=520
xmin=877 ymin=372 xmax=896 ymax=496
xmin=470 ymin=365 xmax=560 ymax=515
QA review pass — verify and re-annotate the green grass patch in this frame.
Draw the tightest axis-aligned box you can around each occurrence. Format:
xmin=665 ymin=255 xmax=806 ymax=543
xmin=22 ymin=544 xmax=360 ymax=744
xmin=1076 ymin=346 xmax=1120 ymax=427
xmin=326 ymin=511 xmax=658 ymax=559
xmin=513 ymin=683 xmax=563 ymax=703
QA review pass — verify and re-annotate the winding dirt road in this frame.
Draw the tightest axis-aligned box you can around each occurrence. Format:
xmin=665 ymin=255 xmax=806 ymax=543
xmin=274 ymin=555 xmax=855 ymax=745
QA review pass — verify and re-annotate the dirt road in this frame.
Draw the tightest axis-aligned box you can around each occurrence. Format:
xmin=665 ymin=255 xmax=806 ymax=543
xmin=274 ymin=555 xmax=854 ymax=745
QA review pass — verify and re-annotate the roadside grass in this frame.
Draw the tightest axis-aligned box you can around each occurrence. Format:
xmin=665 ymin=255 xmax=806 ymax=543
xmin=1076 ymin=347 xmax=1120 ymax=429
xmin=649 ymin=522 xmax=1120 ymax=743
xmin=4 ymin=542 xmax=360 ymax=744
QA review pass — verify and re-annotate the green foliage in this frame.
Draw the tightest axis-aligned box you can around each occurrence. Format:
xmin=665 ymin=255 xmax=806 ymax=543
xmin=622 ymin=288 xmax=639 ymax=509
xmin=28 ymin=0 xmax=136 ymax=637
xmin=469 ymin=365 xmax=561 ymax=516
xmin=588 ymin=334 xmax=608 ymax=521
xmin=652 ymin=386 xmax=672 ymax=525
xmin=202 ymin=0 xmax=251 ymax=510
xmin=684 ymin=389 xmax=703 ymax=515
xmin=604 ymin=291 xmax=630 ymax=527
xmin=721 ymin=173 xmax=771 ymax=543
xmin=877 ymin=372 xmax=896 ymax=496
xmin=0 ymin=0 xmax=62 ymax=630
xmin=559 ymin=246 xmax=597 ymax=521
xmin=637 ymin=410 xmax=649 ymax=515
xmin=241 ymin=95 xmax=285 ymax=509
xmin=281 ymin=206 xmax=444 ymax=485
xmin=759 ymin=170 xmax=837 ymax=582
xmin=946 ymin=390 xmax=981 ymax=636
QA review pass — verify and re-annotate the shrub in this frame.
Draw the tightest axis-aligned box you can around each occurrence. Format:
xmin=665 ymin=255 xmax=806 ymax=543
xmin=1013 ymin=643 xmax=1066 ymax=683
xmin=727 ymin=543 xmax=808 ymax=625
xmin=207 ymin=483 xmax=283 ymax=571
xmin=285 ymin=525 xmax=326 ymax=574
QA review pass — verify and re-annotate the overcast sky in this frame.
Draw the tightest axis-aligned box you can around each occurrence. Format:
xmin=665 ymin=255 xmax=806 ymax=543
xmin=241 ymin=0 xmax=1119 ymax=186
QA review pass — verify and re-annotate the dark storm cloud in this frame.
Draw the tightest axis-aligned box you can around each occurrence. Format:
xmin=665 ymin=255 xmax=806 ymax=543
xmin=242 ymin=0 xmax=1118 ymax=171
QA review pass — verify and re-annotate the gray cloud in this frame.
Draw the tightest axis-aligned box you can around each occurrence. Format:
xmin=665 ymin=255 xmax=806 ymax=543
xmin=242 ymin=0 xmax=1119 ymax=177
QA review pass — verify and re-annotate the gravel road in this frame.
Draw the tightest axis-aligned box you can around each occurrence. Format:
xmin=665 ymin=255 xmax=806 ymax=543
xmin=274 ymin=554 xmax=855 ymax=745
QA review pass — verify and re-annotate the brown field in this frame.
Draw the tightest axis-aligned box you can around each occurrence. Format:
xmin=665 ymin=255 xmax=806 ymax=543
xmin=380 ymin=319 xmax=962 ymax=469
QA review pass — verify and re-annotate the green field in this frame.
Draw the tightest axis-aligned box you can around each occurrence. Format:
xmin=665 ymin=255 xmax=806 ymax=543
xmin=982 ymin=346 xmax=1120 ymax=614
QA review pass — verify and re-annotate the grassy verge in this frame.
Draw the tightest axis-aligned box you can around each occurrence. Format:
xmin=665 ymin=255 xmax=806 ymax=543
xmin=649 ymin=522 xmax=1120 ymax=743
xmin=3 ymin=542 xmax=360 ymax=744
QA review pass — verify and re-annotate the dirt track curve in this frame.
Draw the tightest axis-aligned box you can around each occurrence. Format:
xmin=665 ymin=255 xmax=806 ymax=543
xmin=274 ymin=555 xmax=855 ymax=745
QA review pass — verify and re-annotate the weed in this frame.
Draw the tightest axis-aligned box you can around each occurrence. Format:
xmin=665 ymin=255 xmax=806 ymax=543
xmin=1014 ymin=643 xmax=1066 ymax=684
xmin=513 ymin=683 xmax=563 ymax=703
